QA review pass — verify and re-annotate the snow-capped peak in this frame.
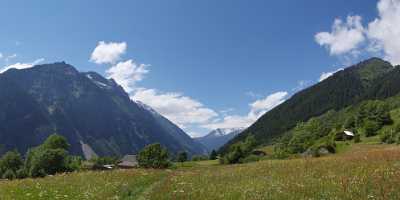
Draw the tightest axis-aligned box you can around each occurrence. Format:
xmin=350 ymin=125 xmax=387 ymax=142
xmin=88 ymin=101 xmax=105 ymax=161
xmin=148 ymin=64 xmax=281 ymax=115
xmin=86 ymin=73 xmax=111 ymax=89
xmin=210 ymin=128 xmax=244 ymax=137
xmin=86 ymin=74 xmax=93 ymax=80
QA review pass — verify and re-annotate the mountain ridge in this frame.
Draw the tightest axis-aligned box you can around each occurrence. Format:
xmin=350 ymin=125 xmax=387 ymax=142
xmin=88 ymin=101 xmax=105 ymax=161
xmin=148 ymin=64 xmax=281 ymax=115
xmin=220 ymin=57 xmax=396 ymax=153
xmin=195 ymin=128 xmax=244 ymax=152
xmin=0 ymin=62 xmax=206 ymax=158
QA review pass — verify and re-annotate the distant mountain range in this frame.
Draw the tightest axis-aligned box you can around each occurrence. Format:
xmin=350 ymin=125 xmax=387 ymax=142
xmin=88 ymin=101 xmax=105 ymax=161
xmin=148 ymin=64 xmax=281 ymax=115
xmin=0 ymin=62 xmax=207 ymax=159
xmin=221 ymin=57 xmax=400 ymax=153
xmin=195 ymin=128 xmax=244 ymax=152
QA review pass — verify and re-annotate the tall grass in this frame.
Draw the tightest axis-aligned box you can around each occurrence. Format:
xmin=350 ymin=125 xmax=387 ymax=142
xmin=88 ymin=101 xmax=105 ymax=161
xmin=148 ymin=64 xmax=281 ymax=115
xmin=0 ymin=169 xmax=166 ymax=200
xmin=148 ymin=144 xmax=400 ymax=200
xmin=1 ymin=144 xmax=400 ymax=200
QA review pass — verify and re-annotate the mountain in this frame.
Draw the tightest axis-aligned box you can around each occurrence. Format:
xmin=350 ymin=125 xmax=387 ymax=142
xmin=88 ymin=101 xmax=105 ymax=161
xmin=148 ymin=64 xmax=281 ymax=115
xmin=195 ymin=128 xmax=244 ymax=152
xmin=0 ymin=62 xmax=206 ymax=158
xmin=220 ymin=57 xmax=397 ymax=153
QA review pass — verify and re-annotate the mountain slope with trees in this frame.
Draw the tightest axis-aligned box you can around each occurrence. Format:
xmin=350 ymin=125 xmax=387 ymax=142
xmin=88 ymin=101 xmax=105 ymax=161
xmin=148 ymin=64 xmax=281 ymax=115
xmin=221 ymin=58 xmax=398 ymax=154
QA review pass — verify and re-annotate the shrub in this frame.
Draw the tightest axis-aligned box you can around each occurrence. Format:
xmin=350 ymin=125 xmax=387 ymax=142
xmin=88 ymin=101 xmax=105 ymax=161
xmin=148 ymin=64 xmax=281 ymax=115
xmin=65 ymin=156 xmax=83 ymax=172
xmin=380 ymin=125 xmax=400 ymax=144
xmin=353 ymin=133 xmax=361 ymax=143
xmin=221 ymin=135 xmax=258 ymax=164
xmin=25 ymin=134 xmax=71 ymax=177
xmin=138 ymin=143 xmax=170 ymax=169
xmin=176 ymin=151 xmax=188 ymax=163
xmin=363 ymin=120 xmax=380 ymax=137
xmin=344 ymin=116 xmax=356 ymax=129
xmin=224 ymin=144 xmax=244 ymax=164
xmin=0 ymin=150 xmax=23 ymax=176
xmin=357 ymin=101 xmax=392 ymax=123
xmin=241 ymin=155 xmax=261 ymax=163
xmin=42 ymin=134 xmax=70 ymax=150
xmin=15 ymin=169 xmax=28 ymax=179
xmin=209 ymin=150 xmax=218 ymax=160
xmin=271 ymin=149 xmax=290 ymax=159
xmin=2 ymin=169 xmax=16 ymax=180
xmin=28 ymin=148 xmax=68 ymax=177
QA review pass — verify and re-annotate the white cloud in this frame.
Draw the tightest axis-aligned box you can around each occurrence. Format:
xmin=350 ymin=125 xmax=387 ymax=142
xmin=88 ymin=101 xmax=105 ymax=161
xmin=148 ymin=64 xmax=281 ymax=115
xmin=367 ymin=0 xmax=400 ymax=65
xmin=0 ymin=53 xmax=3 ymax=59
xmin=0 ymin=58 xmax=45 ymax=73
xmin=316 ymin=0 xmax=400 ymax=65
xmin=90 ymin=41 xmax=219 ymax=132
xmin=319 ymin=68 xmax=344 ymax=82
xmin=188 ymin=131 xmax=204 ymax=138
xmin=203 ymin=91 xmax=288 ymax=130
xmin=249 ymin=91 xmax=288 ymax=119
xmin=132 ymin=88 xmax=218 ymax=128
xmin=203 ymin=115 xmax=254 ymax=130
xmin=91 ymin=41 xmax=288 ymax=136
xmin=315 ymin=15 xmax=365 ymax=55
xmin=106 ymin=60 xmax=149 ymax=93
xmin=90 ymin=41 xmax=127 ymax=64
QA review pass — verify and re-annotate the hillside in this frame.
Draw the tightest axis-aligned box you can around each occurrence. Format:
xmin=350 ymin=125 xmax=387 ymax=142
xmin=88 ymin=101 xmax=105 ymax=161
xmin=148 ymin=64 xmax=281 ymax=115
xmin=195 ymin=128 xmax=244 ymax=152
xmin=0 ymin=62 xmax=206 ymax=158
xmin=221 ymin=58 xmax=397 ymax=153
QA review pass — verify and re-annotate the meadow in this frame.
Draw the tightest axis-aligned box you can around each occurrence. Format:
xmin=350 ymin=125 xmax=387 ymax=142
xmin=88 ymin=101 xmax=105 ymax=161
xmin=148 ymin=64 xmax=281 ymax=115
xmin=1 ymin=144 xmax=400 ymax=200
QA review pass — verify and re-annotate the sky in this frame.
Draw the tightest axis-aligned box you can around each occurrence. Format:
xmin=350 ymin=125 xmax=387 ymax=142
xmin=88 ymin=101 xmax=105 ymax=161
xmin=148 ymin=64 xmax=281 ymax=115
xmin=1 ymin=0 xmax=399 ymax=137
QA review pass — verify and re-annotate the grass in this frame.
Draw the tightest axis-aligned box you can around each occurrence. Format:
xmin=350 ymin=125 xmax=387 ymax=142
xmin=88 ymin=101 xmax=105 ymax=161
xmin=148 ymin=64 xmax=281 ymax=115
xmin=2 ymin=144 xmax=400 ymax=199
xmin=147 ymin=144 xmax=400 ymax=200
xmin=0 ymin=169 xmax=167 ymax=200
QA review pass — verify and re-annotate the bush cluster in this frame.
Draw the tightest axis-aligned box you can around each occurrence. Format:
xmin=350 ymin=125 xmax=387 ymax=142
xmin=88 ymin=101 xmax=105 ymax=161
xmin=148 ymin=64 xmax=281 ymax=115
xmin=137 ymin=143 xmax=170 ymax=169
xmin=220 ymin=135 xmax=257 ymax=164
xmin=380 ymin=124 xmax=400 ymax=144
xmin=0 ymin=134 xmax=81 ymax=180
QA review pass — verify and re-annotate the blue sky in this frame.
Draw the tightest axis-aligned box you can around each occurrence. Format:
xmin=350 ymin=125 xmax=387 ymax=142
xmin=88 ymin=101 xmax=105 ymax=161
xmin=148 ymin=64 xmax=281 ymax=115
xmin=1 ymin=0 xmax=399 ymax=137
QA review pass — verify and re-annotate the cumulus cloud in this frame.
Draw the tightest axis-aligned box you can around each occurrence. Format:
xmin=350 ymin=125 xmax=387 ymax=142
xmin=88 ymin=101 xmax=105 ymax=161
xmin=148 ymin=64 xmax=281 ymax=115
xmin=316 ymin=0 xmax=400 ymax=65
xmin=318 ymin=68 xmax=344 ymax=82
xmin=132 ymin=88 xmax=218 ymax=128
xmin=248 ymin=91 xmax=288 ymax=119
xmin=133 ymin=90 xmax=288 ymax=131
xmin=203 ymin=115 xmax=254 ymax=130
xmin=315 ymin=15 xmax=365 ymax=55
xmin=90 ymin=41 xmax=127 ymax=64
xmin=91 ymin=41 xmax=287 ymax=136
xmin=104 ymin=54 xmax=288 ymax=133
xmin=367 ymin=0 xmax=400 ymax=65
xmin=89 ymin=41 xmax=219 ymax=132
xmin=106 ymin=60 xmax=149 ymax=93
xmin=203 ymin=91 xmax=288 ymax=130
xmin=0 ymin=58 xmax=45 ymax=73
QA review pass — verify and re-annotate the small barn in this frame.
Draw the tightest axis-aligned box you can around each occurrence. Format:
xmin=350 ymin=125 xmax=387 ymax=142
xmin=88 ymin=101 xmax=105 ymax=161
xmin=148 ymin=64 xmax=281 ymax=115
xmin=335 ymin=130 xmax=355 ymax=141
xmin=118 ymin=155 xmax=138 ymax=168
